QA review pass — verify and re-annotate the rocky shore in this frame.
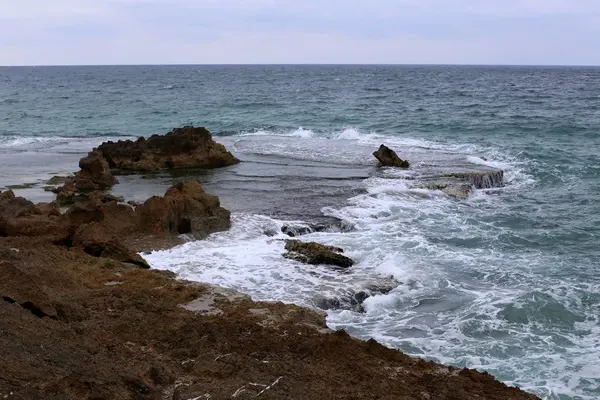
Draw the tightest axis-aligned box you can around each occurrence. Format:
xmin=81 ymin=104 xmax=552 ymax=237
xmin=0 ymin=127 xmax=539 ymax=400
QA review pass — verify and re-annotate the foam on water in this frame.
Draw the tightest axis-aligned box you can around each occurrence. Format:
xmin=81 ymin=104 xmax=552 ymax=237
xmin=142 ymin=132 xmax=600 ymax=399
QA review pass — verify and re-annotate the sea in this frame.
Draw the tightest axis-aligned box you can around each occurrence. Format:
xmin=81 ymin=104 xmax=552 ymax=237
xmin=1 ymin=65 xmax=599 ymax=399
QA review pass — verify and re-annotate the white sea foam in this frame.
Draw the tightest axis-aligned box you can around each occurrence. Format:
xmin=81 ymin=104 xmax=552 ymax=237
xmin=143 ymin=132 xmax=600 ymax=399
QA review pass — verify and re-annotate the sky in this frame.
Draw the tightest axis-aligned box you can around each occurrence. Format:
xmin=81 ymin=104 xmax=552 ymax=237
xmin=1 ymin=0 xmax=599 ymax=66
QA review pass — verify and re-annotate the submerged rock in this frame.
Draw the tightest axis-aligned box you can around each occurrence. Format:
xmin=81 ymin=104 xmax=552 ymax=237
xmin=97 ymin=126 xmax=240 ymax=172
xmin=373 ymin=144 xmax=410 ymax=168
xmin=283 ymin=239 xmax=354 ymax=268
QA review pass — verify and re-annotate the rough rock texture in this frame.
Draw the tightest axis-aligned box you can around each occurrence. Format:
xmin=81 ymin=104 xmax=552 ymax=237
xmin=55 ymin=150 xmax=119 ymax=205
xmin=97 ymin=126 xmax=240 ymax=172
xmin=71 ymin=223 xmax=150 ymax=268
xmin=373 ymin=144 xmax=410 ymax=168
xmin=284 ymin=239 xmax=355 ymax=268
xmin=137 ymin=181 xmax=231 ymax=240
xmin=1 ymin=180 xmax=230 ymax=266
xmin=446 ymin=170 xmax=505 ymax=189
xmin=0 ymin=260 xmax=57 ymax=319
xmin=0 ymin=236 xmax=540 ymax=400
xmin=0 ymin=190 xmax=67 ymax=241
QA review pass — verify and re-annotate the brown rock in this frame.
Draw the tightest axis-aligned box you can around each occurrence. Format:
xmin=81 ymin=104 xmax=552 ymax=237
xmin=0 ymin=191 xmax=67 ymax=241
xmin=283 ymin=239 xmax=354 ymax=268
xmin=137 ymin=181 xmax=231 ymax=239
xmin=55 ymin=151 xmax=119 ymax=205
xmin=71 ymin=222 xmax=150 ymax=269
xmin=97 ymin=126 xmax=240 ymax=172
xmin=373 ymin=144 xmax=410 ymax=168
xmin=0 ymin=260 xmax=57 ymax=318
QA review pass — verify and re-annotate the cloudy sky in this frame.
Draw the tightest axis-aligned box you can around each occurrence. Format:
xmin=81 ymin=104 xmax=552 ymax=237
xmin=1 ymin=0 xmax=599 ymax=65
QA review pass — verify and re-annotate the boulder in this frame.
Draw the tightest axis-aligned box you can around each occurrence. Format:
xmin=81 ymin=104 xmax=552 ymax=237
xmin=137 ymin=181 xmax=231 ymax=239
xmin=283 ymin=239 xmax=354 ymax=268
xmin=0 ymin=260 xmax=57 ymax=318
xmin=97 ymin=126 xmax=240 ymax=172
xmin=71 ymin=223 xmax=150 ymax=268
xmin=373 ymin=144 xmax=410 ymax=168
xmin=55 ymin=151 xmax=119 ymax=205
xmin=0 ymin=190 xmax=68 ymax=241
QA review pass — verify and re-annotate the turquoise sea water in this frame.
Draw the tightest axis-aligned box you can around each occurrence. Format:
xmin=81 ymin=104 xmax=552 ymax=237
xmin=1 ymin=65 xmax=599 ymax=399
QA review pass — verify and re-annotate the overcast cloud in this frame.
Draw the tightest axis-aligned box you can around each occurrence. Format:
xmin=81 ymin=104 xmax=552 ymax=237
xmin=1 ymin=0 xmax=599 ymax=65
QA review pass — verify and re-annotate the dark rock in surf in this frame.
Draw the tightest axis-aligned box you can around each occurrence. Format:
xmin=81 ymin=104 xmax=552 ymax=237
xmin=283 ymin=239 xmax=354 ymax=268
xmin=373 ymin=144 xmax=410 ymax=168
xmin=71 ymin=222 xmax=150 ymax=269
xmin=281 ymin=219 xmax=355 ymax=238
xmin=97 ymin=126 xmax=240 ymax=172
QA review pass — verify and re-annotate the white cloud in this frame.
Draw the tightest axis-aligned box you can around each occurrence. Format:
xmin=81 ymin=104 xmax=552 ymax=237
xmin=0 ymin=0 xmax=599 ymax=65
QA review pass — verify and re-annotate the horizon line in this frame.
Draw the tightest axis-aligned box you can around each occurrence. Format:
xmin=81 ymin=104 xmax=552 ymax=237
xmin=1 ymin=63 xmax=600 ymax=68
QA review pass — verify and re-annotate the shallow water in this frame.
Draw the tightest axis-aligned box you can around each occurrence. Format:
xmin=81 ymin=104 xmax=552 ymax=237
xmin=1 ymin=65 xmax=599 ymax=399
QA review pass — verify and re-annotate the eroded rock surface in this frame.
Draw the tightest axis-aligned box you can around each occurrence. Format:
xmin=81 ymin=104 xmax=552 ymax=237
xmin=97 ymin=126 xmax=240 ymax=172
xmin=373 ymin=144 xmax=410 ymax=168
xmin=284 ymin=239 xmax=354 ymax=268
xmin=55 ymin=150 xmax=119 ymax=205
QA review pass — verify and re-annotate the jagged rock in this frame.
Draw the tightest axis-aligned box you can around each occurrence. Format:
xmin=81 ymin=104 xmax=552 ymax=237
xmin=445 ymin=170 xmax=504 ymax=189
xmin=0 ymin=190 xmax=67 ymax=241
xmin=281 ymin=219 xmax=354 ymax=237
xmin=137 ymin=181 xmax=231 ymax=239
xmin=373 ymin=144 xmax=410 ymax=168
xmin=283 ymin=239 xmax=354 ymax=268
xmin=71 ymin=223 xmax=149 ymax=268
xmin=97 ymin=126 xmax=240 ymax=172
xmin=55 ymin=151 xmax=118 ymax=205
xmin=0 ymin=260 xmax=57 ymax=318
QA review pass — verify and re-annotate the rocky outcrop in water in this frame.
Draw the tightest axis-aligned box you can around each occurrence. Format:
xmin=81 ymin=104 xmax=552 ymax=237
xmin=54 ymin=150 xmax=119 ymax=205
xmin=97 ymin=126 xmax=240 ymax=172
xmin=283 ymin=239 xmax=354 ymax=268
xmin=417 ymin=169 xmax=505 ymax=199
xmin=281 ymin=219 xmax=354 ymax=237
xmin=137 ymin=181 xmax=231 ymax=240
xmin=373 ymin=144 xmax=410 ymax=168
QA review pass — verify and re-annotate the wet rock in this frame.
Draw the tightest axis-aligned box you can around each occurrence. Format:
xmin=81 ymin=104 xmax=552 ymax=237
xmin=281 ymin=219 xmax=354 ymax=237
xmin=0 ymin=260 xmax=57 ymax=318
xmin=55 ymin=151 xmax=118 ymax=205
xmin=137 ymin=181 xmax=231 ymax=240
xmin=97 ymin=126 xmax=240 ymax=172
xmin=283 ymin=239 xmax=354 ymax=268
xmin=445 ymin=170 xmax=504 ymax=189
xmin=71 ymin=223 xmax=150 ymax=269
xmin=373 ymin=144 xmax=410 ymax=168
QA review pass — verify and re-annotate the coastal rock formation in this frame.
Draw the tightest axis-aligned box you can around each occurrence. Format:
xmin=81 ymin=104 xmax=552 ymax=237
xmin=137 ymin=181 xmax=231 ymax=240
xmin=283 ymin=239 xmax=354 ymax=268
xmin=0 ymin=190 xmax=67 ymax=241
xmin=2 ymin=180 xmax=230 ymax=266
xmin=97 ymin=126 xmax=240 ymax=172
xmin=0 ymin=260 xmax=57 ymax=319
xmin=373 ymin=144 xmax=410 ymax=168
xmin=71 ymin=222 xmax=150 ymax=268
xmin=55 ymin=150 xmax=119 ymax=205
xmin=446 ymin=170 xmax=505 ymax=189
